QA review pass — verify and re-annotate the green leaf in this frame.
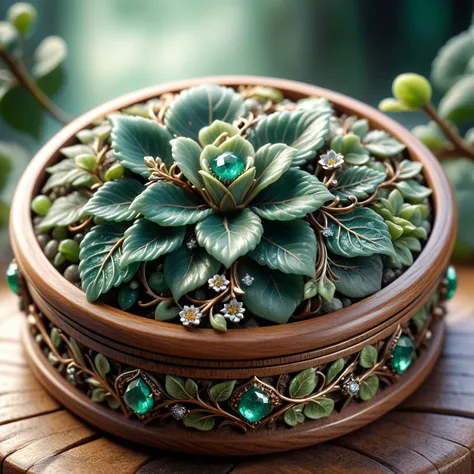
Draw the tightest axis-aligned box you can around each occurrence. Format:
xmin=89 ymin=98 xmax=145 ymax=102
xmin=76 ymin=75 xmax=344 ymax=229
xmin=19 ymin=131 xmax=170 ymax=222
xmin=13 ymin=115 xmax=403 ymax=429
xmin=82 ymin=179 xmax=145 ymax=222
xmin=91 ymin=387 xmax=106 ymax=403
xmin=40 ymin=192 xmax=89 ymax=231
xmin=195 ymin=209 xmax=263 ymax=268
xmin=222 ymin=167 xmax=256 ymax=208
xmin=165 ymin=84 xmax=246 ymax=140
xmin=332 ymin=166 xmax=386 ymax=204
xmin=109 ymin=114 xmax=173 ymax=176
xmin=431 ymin=29 xmax=474 ymax=93
xmin=251 ymin=168 xmax=334 ymax=221
xmin=350 ymin=118 xmax=369 ymax=138
xmin=398 ymin=159 xmax=424 ymax=179
xmin=163 ymin=246 xmax=220 ymax=301
xmin=94 ymin=353 xmax=110 ymax=379
xmin=170 ymin=138 xmax=204 ymax=189
xmin=330 ymin=255 xmax=383 ymax=298
xmin=209 ymin=380 xmax=237 ymax=402
xmin=154 ymin=300 xmax=180 ymax=321
xmin=303 ymin=279 xmax=317 ymax=299
xmin=50 ymin=327 xmax=61 ymax=348
xmin=121 ymin=218 xmax=185 ymax=266
xmin=411 ymin=122 xmax=446 ymax=153
xmin=69 ymin=338 xmax=85 ymax=365
xmin=389 ymin=240 xmax=414 ymax=269
xmin=210 ymin=313 xmax=227 ymax=332
xmin=362 ymin=130 xmax=405 ymax=157
xmin=304 ymin=398 xmax=334 ymax=419
xmin=284 ymin=407 xmax=305 ymax=426
xmin=60 ymin=144 xmax=93 ymax=159
xmin=318 ymin=275 xmax=336 ymax=303
xmin=78 ymin=224 xmax=139 ymax=302
xmin=238 ymin=258 xmax=304 ymax=324
xmin=395 ymin=180 xmax=432 ymax=203
xmin=296 ymin=97 xmax=333 ymax=113
xmin=246 ymin=143 xmax=295 ymax=201
xmin=248 ymin=109 xmax=331 ymax=166
xmin=42 ymin=159 xmax=95 ymax=192
xmin=360 ymin=375 xmax=379 ymax=401
xmin=199 ymin=170 xmax=229 ymax=208
xmin=249 ymin=219 xmax=316 ymax=277
xmin=131 ymin=181 xmax=214 ymax=226
xmin=331 ymin=134 xmax=369 ymax=165
xmin=359 ymin=345 xmax=378 ymax=368
xmin=198 ymin=120 xmax=239 ymax=147
xmin=165 ymin=375 xmax=197 ymax=400
xmin=439 ymin=76 xmax=474 ymax=121
xmin=326 ymin=207 xmax=395 ymax=258
xmin=183 ymin=411 xmax=216 ymax=431
xmin=289 ymin=368 xmax=317 ymax=398
xmin=325 ymin=358 xmax=345 ymax=385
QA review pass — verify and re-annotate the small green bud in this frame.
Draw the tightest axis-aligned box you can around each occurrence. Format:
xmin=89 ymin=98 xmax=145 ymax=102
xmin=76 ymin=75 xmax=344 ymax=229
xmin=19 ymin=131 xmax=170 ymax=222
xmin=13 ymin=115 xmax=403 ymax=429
xmin=75 ymin=153 xmax=97 ymax=172
xmin=7 ymin=2 xmax=37 ymax=34
xmin=303 ymin=279 xmax=317 ymax=300
xmin=54 ymin=252 xmax=66 ymax=267
xmin=76 ymin=129 xmax=95 ymax=144
xmin=31 ymin=195 xmax=51 ymax=216
xmin=52 ymin=226 xmax=68 ymax=240
xmin=378 ymin=98 xmax=413 ymax=113
xmin=247 ymin=86 xmax=284 ymax=104
xmin=104 ymin=163 xmax=125 ymax=181
xmin=386 ymin=221 xmax=403 ymax=240
xmin=210 ymin=313 xmax=227 ymax=332
xmin=0 ymin=21 xmax=20 ymax=54
xmin=392 ymin=73 xmax=432 ymax=109
xmin=58 ymin=239 xmax=80 ymax=263
xmin=92 ymin=123 xmax=112 ymax=140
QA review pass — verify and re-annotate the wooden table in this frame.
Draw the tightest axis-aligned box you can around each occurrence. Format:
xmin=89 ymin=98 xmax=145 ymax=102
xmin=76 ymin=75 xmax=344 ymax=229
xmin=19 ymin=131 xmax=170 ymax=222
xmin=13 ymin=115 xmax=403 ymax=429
xmin=2 ymin=267 xmax=474 ymax=473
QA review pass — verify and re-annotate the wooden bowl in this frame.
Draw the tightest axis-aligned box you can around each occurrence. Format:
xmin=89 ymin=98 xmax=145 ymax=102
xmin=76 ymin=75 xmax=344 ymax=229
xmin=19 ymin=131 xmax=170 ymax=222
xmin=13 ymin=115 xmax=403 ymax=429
xmin=10 ymin=76 xmax=456 ymax=456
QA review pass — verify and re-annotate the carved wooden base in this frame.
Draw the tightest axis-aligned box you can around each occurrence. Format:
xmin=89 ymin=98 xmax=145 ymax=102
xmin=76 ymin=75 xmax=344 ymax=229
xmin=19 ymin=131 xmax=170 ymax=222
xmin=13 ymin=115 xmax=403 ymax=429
xmin=22 ymin=318 xmax=445 ymax=456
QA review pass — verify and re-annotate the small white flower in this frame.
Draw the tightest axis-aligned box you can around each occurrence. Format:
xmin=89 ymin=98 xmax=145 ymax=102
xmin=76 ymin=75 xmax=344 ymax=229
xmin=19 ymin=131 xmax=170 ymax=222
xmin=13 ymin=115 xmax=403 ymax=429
xmin=241 ymin=273 xmax=254 ymax=286
xmin=186 ymin=238 xmax=197 ymax=250
xmin=319 ymin=149 xmax=344 ymax=170
xmin=221 ymin=298 xmax=245 ymax=323
xmin=208 ymin=274 xmax=230 ymax=292
xmin=179 ymin=305 xmax=202 ymax=326
xmin=322 ymin=228 xmax=334 ymax=238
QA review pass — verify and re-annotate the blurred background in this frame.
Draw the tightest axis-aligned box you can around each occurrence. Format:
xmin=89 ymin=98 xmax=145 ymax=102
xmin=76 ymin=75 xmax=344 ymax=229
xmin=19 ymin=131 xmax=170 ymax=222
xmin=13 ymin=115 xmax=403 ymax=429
xmin=0 ymin=0 xmax=473 ymax=262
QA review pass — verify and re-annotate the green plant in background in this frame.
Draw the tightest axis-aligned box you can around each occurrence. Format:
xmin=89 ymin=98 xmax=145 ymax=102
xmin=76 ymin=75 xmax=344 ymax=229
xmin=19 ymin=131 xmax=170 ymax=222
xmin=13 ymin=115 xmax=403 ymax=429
xmin=0 ymin=2 xmax=68 ymax=229
xmin=379 ymin=17 xmax=474 ymax=260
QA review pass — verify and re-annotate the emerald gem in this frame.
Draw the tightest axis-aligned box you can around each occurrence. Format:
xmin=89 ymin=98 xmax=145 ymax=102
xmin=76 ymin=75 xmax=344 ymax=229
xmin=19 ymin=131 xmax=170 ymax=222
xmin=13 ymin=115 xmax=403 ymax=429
xmin=392 ymin=335 xmax=415 ymax=375
xmin=238 ymin=386 xmax=271 ymax=422
xmin=6 ymin=261 xmax=19 ymax=294
xmin=124 ymin=378 xmax=154 ymax=415
xmin=210 ymin=152 xmax=245 ymax=182
xmin=446 ymin=265 xmax=457 ymax=300
xmin=118 ymin=285 xmax=138 ymax=311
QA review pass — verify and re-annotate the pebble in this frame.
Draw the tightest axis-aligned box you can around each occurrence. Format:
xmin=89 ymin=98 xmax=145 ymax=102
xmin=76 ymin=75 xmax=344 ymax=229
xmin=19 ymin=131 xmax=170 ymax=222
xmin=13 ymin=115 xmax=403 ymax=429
xmin=341 ymin=297 xmax=352 ymax=308
xmin=393 ymin=269 xmax=403 ymax=278
xmin=243 ymin=318 xmax=260 ymax=329
xmin=37 ymin=234 xmax=51 ymax=249
xmin=73 ymin=233 xmax=84 ymax=244
xmin=44 ymin=240 xmax=59 ymax=260
xmin=421 ymin=221 xmax=431 ymax=234
xmin=64 ymin=264 xmax=80 ymax=283
xmin=382 ymin=269 xmax=396 ymax=286
xmin=321 ymin=298 xmax=343 ymax=314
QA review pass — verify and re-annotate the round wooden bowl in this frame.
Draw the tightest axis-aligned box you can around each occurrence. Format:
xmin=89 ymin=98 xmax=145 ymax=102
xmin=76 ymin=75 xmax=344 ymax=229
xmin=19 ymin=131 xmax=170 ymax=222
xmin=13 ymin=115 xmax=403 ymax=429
xmin=10 ymin=76 xmax=456 ymax=456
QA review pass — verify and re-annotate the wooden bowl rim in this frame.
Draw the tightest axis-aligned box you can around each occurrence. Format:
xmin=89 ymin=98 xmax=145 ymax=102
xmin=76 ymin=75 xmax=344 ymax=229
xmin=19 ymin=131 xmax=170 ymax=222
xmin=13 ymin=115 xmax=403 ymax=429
xmin=10 ymin=75 xmax=456 ymax=360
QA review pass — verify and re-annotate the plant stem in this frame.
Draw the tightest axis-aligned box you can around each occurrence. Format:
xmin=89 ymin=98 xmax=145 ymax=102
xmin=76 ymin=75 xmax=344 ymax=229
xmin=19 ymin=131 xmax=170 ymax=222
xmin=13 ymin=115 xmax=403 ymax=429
xmin=423 ymin=103 xmax=474 ymax=161
xmin=0 ymin=49 xmax=70 ymax=125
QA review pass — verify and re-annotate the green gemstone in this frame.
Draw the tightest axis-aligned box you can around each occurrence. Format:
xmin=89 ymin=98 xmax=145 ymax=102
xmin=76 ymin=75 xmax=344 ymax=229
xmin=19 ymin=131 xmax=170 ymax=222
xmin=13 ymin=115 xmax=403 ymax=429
xmin=6 ymin=261 xmax=19 ymax=294
xmin=124 ymin=378 xmax=154 ymax=415
xmin=118 ymin=285 xmax=139 ymax=311
xmin=238 ymin=386 xmax=271 ymax=422
xmin=392 ymin=335 xmax=415 ymax=375
xmin=210 ymin=152 xmax=245 ymax=182
xmin=446 ymin=265 xmax=457 ymax=300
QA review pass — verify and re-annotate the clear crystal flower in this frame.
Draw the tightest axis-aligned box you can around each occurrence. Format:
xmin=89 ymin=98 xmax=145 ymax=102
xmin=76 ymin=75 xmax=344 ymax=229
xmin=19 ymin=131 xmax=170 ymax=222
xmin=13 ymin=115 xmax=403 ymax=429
xmin=322 ymin=227 xmax=334 ymax=238
xmin=319 ymin=149 xmax=344 ymax=170
xmin=241 ymin=273 xmax=254 ymax=286
xmin=179 ymin=305 xmax=202 ymax=326
xmin=221 ymin=298 xmax=245 ymax=323
xmin=208 ymin=274 xmax=230 ymax=292
xmin=186 ymin=238 xmax=197 ymax=250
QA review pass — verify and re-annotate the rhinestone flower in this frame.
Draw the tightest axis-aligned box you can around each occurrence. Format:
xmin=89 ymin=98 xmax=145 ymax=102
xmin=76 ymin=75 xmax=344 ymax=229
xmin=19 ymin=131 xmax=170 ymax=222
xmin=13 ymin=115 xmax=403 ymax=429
xmin=241 ymin=273 xmax=255 ymax=286
xmin=186 ymin=238 xmax=197 ymax=250
xmin=322 ymin=228 xmax=334 ymax=238
xmin=171 ymin=404 xmax=189 ymax=420
xmin=319 ymin=149 xmax=344 ymax=170
xmin=221 ymin=298 xmax=245 ymax=323
xmin=208 ymin=274 xmax=230 ymax=292
xmin=179 ymin=305 xmax=202 ymax=326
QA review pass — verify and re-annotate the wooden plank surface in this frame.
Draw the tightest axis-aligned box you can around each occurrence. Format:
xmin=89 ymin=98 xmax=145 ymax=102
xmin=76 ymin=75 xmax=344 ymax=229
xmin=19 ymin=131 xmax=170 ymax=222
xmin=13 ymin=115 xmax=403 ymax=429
xmin=1 ymin=266 xmax=474 ymax=474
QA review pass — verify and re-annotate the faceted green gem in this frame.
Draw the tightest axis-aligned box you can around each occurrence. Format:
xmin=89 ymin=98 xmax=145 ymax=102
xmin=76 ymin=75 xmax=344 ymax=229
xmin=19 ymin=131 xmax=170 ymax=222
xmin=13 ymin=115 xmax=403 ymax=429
xmin=238 ymin=386 xmax=271 ymax=422
xmin=392 ymin=335 xmax=415 ymax=375
xmin=446 ymin=265 xmax=457 ymax=300
xmin=210 ymin=152 xmax=245 ymax=182
xmin=118 ymin=284 xmax=138 ymax=311
xmin=124 ymin=378 xmax=154 ymax=415
xmin=6 ymin=261 xmax=19 ymax=294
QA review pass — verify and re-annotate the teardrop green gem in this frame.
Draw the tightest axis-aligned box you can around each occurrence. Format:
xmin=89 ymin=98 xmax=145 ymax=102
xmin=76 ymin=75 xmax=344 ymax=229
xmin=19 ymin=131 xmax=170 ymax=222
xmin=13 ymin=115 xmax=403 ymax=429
xmin=210 ymin=152 xmax=245 ymax=182
xmin=124 ymin=378 xmax=154 ymax=415
xmin=238 ymin=386 xmax=271 ymax=422
xmin=6 ymin=261 xmax=19 ymax=294
xmin=392 ymin=334 xmax=415 ymax=375
xmin=446 ymin=265 xmax=457 ymax=300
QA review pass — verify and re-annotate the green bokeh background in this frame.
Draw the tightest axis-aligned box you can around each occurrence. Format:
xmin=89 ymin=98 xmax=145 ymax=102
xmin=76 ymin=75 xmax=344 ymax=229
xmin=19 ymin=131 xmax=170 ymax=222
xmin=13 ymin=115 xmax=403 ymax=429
xmin=0 ymin=0 xmax=473 ymax=256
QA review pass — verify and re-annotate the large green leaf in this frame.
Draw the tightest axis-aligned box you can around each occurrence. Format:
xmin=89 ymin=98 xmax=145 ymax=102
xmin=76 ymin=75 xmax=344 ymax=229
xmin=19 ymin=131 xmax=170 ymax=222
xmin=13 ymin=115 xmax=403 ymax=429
xmin=304 ymin=398 xmax=334 ymax=420
xmin=249 ymin=219 xmax=316 ymax=277
xmin=131 ymin=181 xmax=214 ymax=226
xmin=398 ymin=159 xmax=424 ymax=179
xmin=362 ymin=130 xmax=405 ymax=157
xmin=330 ymin=255 xmax=383 ymax=298
xmin=238 ymin=258 xmax=304 ymax=324
xmin=42 ymin=159 xmax=95 ymax=192
xmin=332 ymin=166 xmax=386 ymax=204
xmin=248 ymin=109 xmax=331 ymax=166
xmin=120 ymin=218 xmax=185 ymax=266
xmin=395 ymin=180 xmax=432 ymax=203
xmin=39 ymin=192 xmax=89 ymax=231
xmin=246 ymin=143 xmax=295 ymax=201
xmin=165 ymin=84 xmax=246 ymax=140
xmin=360 ymin=375 xmax=379 ymax=401
xmin=170 ymin=137 xmax=204 ymax=189
xmin=289 ymin=368 xmax=317 ymax=398
xmin=331 ymin=134 xmax=369 ymax=165
xmin=109 ymin=114 xmax=173 ymax=176
xmin=209 ymin=380 xmax=237 ymax=403
xmin=439 ymin=76 xmax=474 ymax=121
xmin=78 ymin=224 xmax=139 ymax=302
xmin=163 ymin=246 xmax=220 ymax=301
xmin=250 ymin=168 xmax=334 ymax=221
xmin=82 ymin=179 xmax=145 ymax=222
xmin=195 ymin=209 xmax=263 ymax=267
xmin=326 ymin=207 xmax=395 ymax=258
